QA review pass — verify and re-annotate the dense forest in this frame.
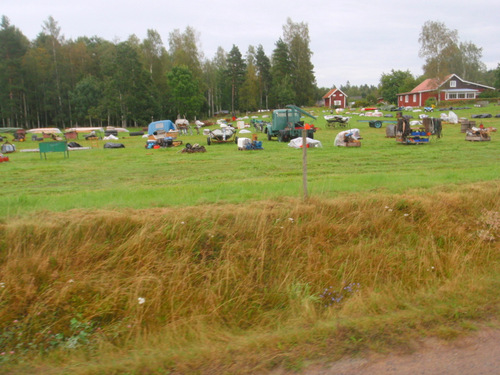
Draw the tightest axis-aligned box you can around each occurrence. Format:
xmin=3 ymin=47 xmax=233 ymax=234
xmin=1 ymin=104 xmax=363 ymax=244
xmin=0 ymin=16 xmax=324 ymax=128
xmin=1 ymin=16 xmax=498 ymax=129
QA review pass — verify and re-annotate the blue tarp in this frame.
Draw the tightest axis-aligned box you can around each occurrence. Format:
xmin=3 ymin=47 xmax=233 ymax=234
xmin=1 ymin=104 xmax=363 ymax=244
xmin=147 ymin=120 xmax=176 ymax=135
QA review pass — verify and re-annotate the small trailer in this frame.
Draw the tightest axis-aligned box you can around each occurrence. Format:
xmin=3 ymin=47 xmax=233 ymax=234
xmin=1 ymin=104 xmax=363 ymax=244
xmin=206 ymin=126 xmax=238 ymax=145
xmin=357 ymin=120 xmax=397 ymax=128
xmin=324 ymin=115 xmax=350 ymax=128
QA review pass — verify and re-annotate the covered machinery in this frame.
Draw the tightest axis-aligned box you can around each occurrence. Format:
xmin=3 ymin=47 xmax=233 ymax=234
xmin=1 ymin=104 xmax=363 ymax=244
xmin=147 ymin=120 xmax=177 ymax=136
xmin=265 ymin=105 xmax=317 ymax=142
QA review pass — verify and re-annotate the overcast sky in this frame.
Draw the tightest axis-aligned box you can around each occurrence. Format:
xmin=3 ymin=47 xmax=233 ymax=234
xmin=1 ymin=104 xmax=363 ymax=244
xmin=3 ymin=0 xmax=499 ymax=88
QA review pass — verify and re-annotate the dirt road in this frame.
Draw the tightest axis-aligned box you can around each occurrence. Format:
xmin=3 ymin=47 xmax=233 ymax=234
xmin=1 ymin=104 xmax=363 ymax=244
xmin=276 ymin=329 xmax=500 ymax=375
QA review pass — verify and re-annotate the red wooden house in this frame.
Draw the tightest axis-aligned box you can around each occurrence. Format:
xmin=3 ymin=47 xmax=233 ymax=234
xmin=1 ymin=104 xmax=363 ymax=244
xmin=397 ymin=74 xmax=494 ymax=107
xmin=323 ymin=88 xmax=348 ymax=109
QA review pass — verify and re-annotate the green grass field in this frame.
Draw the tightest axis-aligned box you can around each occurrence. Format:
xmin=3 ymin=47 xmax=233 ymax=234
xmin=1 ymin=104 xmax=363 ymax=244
xmin=1 ymin=106 xmax=498 ymax=217
xmin=0 ymin=105 xmax=499 ymax=374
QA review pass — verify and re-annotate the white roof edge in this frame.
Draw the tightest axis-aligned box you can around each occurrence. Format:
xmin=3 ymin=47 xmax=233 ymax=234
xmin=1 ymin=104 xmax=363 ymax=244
xmin=442 ymin=74 xmax=495 ymax=90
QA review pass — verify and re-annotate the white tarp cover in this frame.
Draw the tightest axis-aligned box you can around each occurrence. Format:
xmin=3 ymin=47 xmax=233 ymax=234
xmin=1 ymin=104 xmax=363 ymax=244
xmin=334 ymin=128 xmax=361 ymax=147
xmin=447 ymin=111 xmax=458 ymax=124
xmin=288 ymin=137 xmax=323 ymax=149
xmin=65 ymin=127 xmax=104 ymax=133
xmin=324 ymin=115 xmax=350 ymax=122
xmin=440 ymin=111 xmax=459 ymax=124
xmin=26 ymin=128 xmax=62 ymax=134
xmin=106 ymin=126 xmax=129 ymax=133
xmin=212 ymin=127 xmax=234 ymax=137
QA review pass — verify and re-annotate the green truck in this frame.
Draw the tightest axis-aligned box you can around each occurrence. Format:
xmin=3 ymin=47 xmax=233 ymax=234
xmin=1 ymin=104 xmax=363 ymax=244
xmin=265 ymin=105 xmax=317 ymax=142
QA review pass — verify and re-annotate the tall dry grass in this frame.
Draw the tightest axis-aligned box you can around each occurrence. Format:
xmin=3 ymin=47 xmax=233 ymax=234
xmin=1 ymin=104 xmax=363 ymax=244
xmin=0 ymin=181 xmax=498 ymax=373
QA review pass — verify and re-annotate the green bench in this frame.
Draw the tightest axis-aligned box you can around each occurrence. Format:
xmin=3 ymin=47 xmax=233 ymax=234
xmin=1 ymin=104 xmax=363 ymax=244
xmin=39 ymin=141 xmax=69 ymax=159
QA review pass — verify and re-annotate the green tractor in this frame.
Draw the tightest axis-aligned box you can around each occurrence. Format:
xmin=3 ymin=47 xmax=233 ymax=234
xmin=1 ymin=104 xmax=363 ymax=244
xmin=265 ymin=105 xmax=317 ymax=142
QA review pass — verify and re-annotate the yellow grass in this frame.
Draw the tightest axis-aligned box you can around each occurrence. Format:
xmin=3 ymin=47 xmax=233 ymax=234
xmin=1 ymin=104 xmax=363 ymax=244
xmin=0 ymin=181 xmax=499 ymax=374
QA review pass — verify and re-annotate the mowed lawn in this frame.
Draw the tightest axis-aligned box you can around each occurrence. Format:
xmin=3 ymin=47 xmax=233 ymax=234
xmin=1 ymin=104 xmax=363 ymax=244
xmin=1 ymin=106 xmax=499 ymax=218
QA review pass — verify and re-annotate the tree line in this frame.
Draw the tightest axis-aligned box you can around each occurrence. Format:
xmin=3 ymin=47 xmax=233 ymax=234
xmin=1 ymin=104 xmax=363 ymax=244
xmin=1 ymin=16 xmax=497 ymax=129
xmin=0 ymin=16 xmax=319 ymax=128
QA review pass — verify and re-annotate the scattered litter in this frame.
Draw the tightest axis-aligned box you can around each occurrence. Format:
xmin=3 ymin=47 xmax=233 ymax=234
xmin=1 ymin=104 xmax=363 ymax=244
xmin=465 ymin=127 xmax=492 ymax=142
xmin=1 ymin=141 xmax=16 ymax=153
xmin=440 ymin=111 xmax=458 ymax=123
xmin=181 ymin=143 xmax=206 ymax=153
xmin=288 ymin=137 xmax=322 ymax=149
xmin=238 ymin=138 xmax=263 ymax=150
xmin=334 ymin=129 xmax=361 ymax=147
xmin=325 ymin=115 xmax=350 ymax=128
xmin=146 ymin=137 xmax=182 ymax=149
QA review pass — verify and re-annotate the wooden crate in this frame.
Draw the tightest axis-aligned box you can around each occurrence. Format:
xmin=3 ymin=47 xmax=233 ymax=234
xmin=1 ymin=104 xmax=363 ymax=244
xmin=346 ymin=142 xmax=361 ymax=147
xmin=465 ymin=135 xmax=490 ymax=142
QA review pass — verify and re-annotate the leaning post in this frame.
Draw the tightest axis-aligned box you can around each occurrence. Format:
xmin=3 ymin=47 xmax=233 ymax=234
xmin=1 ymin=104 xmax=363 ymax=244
xmin=302 ymin=123 xmax=309 ymax=200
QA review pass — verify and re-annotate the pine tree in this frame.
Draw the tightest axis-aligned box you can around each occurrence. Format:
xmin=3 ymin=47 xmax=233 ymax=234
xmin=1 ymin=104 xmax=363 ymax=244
xmin=0 ymin=16 xmax=29 ymax=127
xmin=270 ymin=38 xmax=293 ymax=108
xmin=255 ymin=45 xmax=271 ymax=110
xmin=226 ymin=45 xmax=246 ymax=114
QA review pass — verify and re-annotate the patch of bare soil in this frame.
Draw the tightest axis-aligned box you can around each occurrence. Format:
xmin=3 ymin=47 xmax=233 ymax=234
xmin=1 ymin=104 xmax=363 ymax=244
xmin=274 ymin=329 xmax=500 ymax=375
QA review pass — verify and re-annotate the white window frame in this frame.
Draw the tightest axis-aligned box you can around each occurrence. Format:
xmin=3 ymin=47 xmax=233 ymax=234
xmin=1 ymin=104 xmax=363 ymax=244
xmin=450 ymin=80 xmax=456 ymax=88
xmin=446 ymin=91 xmax=476 ymax=100
xmin=405 ymin=95 xmax=409 ymax=103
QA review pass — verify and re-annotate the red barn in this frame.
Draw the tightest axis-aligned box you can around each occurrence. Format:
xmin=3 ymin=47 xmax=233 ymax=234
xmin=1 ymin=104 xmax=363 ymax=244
xmin=323 ymin=88 xmax=348 ymax=109
xmin=397 ymin=74 xmax=494 ymax=107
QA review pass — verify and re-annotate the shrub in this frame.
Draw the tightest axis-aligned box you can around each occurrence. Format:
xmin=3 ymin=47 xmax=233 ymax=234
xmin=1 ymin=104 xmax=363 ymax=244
xmin=478 ymin=90 xmax=500 ymax=99
xmin=354 ymin=99 xmax=370 ymax=108
xmin=425 ymin=97 xmax=437 ymax=107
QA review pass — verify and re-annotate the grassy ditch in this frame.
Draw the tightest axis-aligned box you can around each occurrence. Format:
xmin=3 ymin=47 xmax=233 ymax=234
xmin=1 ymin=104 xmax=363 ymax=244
xmin=0 ymin=183 xmax=498 ymax=374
